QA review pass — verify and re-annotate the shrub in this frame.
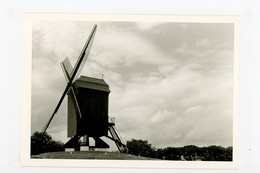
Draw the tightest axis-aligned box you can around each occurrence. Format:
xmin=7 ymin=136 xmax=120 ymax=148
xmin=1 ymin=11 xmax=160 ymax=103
xmin=31 ymin=131 xmax=64 ymax=155
xmin=126 ymin=139 xmax=156 ymax=158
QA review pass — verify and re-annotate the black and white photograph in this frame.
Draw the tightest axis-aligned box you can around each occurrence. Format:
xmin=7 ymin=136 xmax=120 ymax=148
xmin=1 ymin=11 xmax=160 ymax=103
xmin=21 ymin=14 xmax=239 ymax=168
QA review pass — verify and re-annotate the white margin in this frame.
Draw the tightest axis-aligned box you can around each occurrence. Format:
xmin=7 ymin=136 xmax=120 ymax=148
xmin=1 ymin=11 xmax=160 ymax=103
xmin=21 ymin=13 xmax=240 ymax=169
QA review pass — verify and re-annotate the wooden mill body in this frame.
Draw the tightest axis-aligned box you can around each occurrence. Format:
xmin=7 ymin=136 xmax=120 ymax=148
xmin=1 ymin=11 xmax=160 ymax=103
xmin=67 ymin=76 xmax=110 ymax=138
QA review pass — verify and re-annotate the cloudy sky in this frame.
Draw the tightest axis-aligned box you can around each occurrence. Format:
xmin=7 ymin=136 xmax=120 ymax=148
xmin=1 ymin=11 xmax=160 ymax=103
xmin=31 ymin=20 xmax=234 ymax=149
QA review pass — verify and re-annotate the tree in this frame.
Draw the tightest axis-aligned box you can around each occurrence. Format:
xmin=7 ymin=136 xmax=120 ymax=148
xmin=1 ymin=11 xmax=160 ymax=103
xmin=182 ymin=145 xmax=200 ymax=160
xmin=225 ymin=146 xmax=233 ymax=161
xmin=125 ymin=138 xmax=233 ymax=161
xmin=156 ymin=148 xmax=166 ymax=159
xmin=201 ymin=145 xmax=228 ymax=161
xmin=163 ymin=147 xmax=181 ymax=160
xmin=126 ymin=139 xmax=156 ymax=158
xmin=31 ymin=131 xmax=64 ymax=155
xmin=155 ymin=145 xmax=232 ymax=161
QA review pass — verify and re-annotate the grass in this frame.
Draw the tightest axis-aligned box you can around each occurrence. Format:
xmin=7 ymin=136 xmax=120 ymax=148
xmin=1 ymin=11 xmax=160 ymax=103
xmin=31 ymin=151 xmax=157 ymax=160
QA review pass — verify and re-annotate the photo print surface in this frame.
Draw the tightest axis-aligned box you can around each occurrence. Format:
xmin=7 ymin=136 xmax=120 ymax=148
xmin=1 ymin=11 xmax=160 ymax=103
xmin=22 ymin=14 xmax=238 ymax=168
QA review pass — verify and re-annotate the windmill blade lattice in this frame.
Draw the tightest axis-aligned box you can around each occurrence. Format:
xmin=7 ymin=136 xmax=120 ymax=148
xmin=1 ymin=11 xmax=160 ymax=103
xmin=73 ymin=30 xmax=96 ymax=82
xmin=61 ymin=57 xmax=83 ymax=119
xmin=42 ymin=24 xmax=97 ymax=133
xmin=61 ymin=57 xmax=73 ymax=82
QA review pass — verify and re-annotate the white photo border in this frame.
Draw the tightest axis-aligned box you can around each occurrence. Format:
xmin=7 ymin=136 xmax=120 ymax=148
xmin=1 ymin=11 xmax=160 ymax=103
xmin=21 ymin=13 xmax=239 ymax=169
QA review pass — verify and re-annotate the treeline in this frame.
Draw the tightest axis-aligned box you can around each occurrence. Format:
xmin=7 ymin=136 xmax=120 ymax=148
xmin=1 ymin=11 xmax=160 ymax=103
xmin=30 ymin=133 xmax=232 ymax=161
xmin=31 ymin=131 xmax=64 ymax=155
xmin=126 ymin=139 xmax=232 ymax=161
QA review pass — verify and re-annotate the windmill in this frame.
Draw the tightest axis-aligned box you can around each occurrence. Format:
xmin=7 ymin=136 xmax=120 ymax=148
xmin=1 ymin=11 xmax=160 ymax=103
xmin=41 ymin=25 xmax=128 ymax=153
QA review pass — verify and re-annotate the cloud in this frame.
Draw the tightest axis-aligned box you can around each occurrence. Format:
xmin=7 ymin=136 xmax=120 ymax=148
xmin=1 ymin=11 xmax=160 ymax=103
xmin=149 ymin=110 xmax=178 ymax=123
xmin=136 ymin=22 xmax=162 ymax=30
xmin=194 ymin=38 xmax=211 ymax=49
xmin=31 ymin=21 xmax=234 ymax=149
xmin=92 ymin=25 xmax=173 ymax=68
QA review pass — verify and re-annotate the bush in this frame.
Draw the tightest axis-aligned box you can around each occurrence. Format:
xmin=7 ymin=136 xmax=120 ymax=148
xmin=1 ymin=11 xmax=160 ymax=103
xmin=126 ymin=138 xmax=233 ymax=161
xmin=126 ymin=139 xmax=156 ymax=158
xmin=31 ymin=131 xmax=64 ymax=155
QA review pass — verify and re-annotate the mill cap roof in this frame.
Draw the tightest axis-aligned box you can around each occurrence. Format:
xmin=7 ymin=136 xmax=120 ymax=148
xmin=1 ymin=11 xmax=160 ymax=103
xmin=73 ymin=76 xmax=110 ymax=92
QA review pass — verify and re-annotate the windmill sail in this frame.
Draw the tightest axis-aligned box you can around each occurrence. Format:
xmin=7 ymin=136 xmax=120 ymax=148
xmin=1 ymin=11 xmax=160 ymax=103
xmin=61 ymin=57 xmax=73 ymax=82
xmin=73 ymin=29 xmax=96 ymax=82
xmin=42 ymin=24 xmax=97 ymax=133
xmin=61 ymin=58 xmax=83 ymax=119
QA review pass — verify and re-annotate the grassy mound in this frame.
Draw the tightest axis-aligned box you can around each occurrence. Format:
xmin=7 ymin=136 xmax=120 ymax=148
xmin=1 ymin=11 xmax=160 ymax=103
xmin=31 ymin=151 xmax=157 ymax=160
